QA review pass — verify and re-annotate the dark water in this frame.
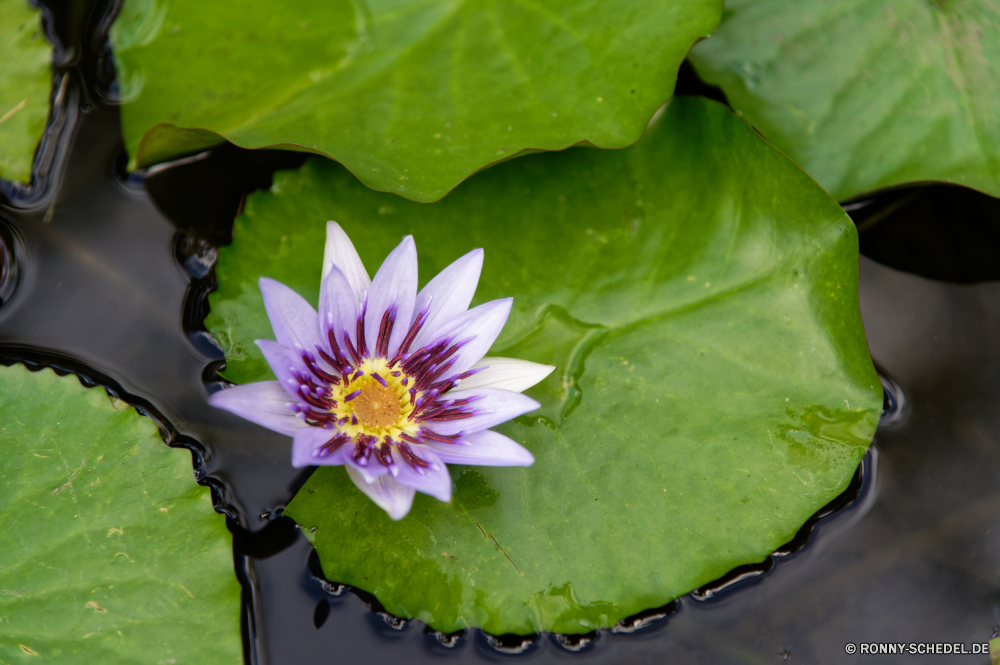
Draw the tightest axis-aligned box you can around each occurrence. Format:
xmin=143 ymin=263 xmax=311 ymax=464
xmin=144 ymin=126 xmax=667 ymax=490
xmin=3 ymin=4 xmax=1000 ymax=663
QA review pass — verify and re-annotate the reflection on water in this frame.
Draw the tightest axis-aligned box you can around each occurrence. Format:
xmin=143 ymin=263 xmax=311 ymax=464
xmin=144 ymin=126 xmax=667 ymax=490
xmin=850 ymin=186 xmax=1000 ymax=284
xmin=0 ymin=218 xmax=22 ymax=308
xmin=2 ymin=33 xmax=999 ymax=665
xmin=876 ymin=368 xmax=906 ymax=427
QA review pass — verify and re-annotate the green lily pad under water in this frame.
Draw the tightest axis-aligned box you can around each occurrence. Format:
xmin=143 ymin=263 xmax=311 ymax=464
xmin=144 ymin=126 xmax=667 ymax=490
xmin=208 ymin=96 xmax=882 ymax=634
xmin=0 ymin=365 xmax=242 ymax=662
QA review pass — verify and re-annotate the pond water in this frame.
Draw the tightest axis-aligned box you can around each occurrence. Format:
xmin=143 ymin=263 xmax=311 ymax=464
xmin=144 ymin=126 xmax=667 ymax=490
xmin=2 ymin=3 xmax=999 ymax=663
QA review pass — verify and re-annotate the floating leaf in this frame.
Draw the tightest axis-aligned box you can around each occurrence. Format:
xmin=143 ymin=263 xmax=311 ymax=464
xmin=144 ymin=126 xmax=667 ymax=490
xmin=0 ymin=0 xmax=51 ymax=183
xmin=689 ymin=0 xmax=1000 ymax=200
xmin=109 ymin=0 xmax=722 ymax=202
xmin=208 ymin=96 xmax=881 ymax=634
xmin=0 ymin=365 xmax=241 ymax=661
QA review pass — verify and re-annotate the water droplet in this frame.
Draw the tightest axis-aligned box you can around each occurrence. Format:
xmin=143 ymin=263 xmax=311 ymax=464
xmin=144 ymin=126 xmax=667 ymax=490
xmin=738 ymin=61 xmax=763 ymax=89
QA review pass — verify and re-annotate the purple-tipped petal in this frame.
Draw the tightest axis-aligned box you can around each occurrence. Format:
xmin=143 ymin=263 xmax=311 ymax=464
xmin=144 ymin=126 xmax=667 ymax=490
xmin=390 ymin=448 xmax=452 ymax=502
xmin=457 ymin=357 xmax=556 ymax=394
xmin=256 ymin=339 xmax=311 ymax=402
xmin=319 ymin=264 xmax=360 ymax=352
xmin=426 ymin=429 xmax=534 ymax=466
xmin=291 ymin=427 xmax=349 ymax=468
xmin=411 ymin=248 xmax=483 ymax=350
xmin=259 ymin=278 xmax=323 ymax=353
xmin=364 ymin=236 xmax=417 ymax=358
xmin=426 ymin=387 xmax=540 ymax=436
xmin=423 ymin=299 xmax=512 ymax=382
xmin=208 ymin=381 xmax=304 ymax=436
xmin=345 ymin=466 xmax=416 ymax=520
xmin=322 ymin=221 xmax=370 ymax=306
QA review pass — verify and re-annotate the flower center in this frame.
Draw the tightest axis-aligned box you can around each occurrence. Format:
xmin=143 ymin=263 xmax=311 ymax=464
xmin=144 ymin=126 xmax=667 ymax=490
xmin=352 ymin=381 xmax=401 ymax=429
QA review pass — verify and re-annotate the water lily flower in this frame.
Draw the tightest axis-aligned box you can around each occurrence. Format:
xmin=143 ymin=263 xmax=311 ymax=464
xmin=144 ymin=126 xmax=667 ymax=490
xmin=210 ymin=222 xmax=554 ymax=520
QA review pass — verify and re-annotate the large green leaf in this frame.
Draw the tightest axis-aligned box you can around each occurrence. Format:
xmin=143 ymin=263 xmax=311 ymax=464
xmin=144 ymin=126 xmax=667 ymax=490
xmin=110 ymin=0 xmax=722 ymax=202
xmin=0 ymin=0 xmax=51 ymax=183
xmin=0 ymin=365 xmax=242 ymax=662
xmin=689 ymin=0 xmax=1000 ymax=201
xmin=208 ymin=96 xmax=881 ymax=634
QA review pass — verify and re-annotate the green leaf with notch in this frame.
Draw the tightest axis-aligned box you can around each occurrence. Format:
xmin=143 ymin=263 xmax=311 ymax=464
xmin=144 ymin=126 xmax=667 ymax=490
xmin=208 ymin=96 xmax=881 ymax=634
xmin=0 ymin=365 xmax=242 ymax=662
xmin=109 ymin=0 xmax=722 ymax=202
xmin=689 ymin=0 xmax=1000 ymax=201
xmin=0 ymin=0 xmax=51 ymax=183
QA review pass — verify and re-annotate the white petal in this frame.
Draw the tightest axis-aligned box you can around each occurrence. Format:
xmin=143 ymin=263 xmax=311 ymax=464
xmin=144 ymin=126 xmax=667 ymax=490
xmin=318 ymin=264 xmax=360 ymax=352
xmin=259 ymin=278 xmax=323 ymax=353
xmin=208 ymin=381 xmax=304 ymax=436
xmin=426 ymin=429 xmax=534 ymax=467
xmin=425 ymin=387 xmax=540 ymax=436
xmin=390 ymin=449 xmax=452 ymax=502
xmin=364 ymin=235 xmax=417 ymax=358
xmin=346 ymin=466 xmax=416 ymax=520
xmin=457 ymin=357 xmax=555 ymax=394
xmin=411 ymin=248 xmax=483 ymax=350
xmin=291 ymin=427 xmax=348 ymax=468
xmin=322 ymin=221 xmax=370 ymax=306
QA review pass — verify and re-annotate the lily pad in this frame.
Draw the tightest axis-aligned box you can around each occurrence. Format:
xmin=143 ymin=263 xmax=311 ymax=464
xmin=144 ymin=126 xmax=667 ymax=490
xmin=0 ymin=0 xmax=51 ymax=183
xmin=0 ymin=365 xmax=242 ymax=661
xmin=208 ymin=96 xmax=881 ymax=634
xmin=689 ymin=0 xmax=1000 ymax=201
xmin=109 ymin=0 xmax=722 ymax=202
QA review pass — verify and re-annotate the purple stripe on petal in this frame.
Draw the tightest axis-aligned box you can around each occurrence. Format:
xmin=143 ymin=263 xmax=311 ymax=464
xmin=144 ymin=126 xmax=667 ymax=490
xmin=291 ymin=427 xmax=349 ymax=468
xmin=427 ymin=387 xmax=540 ymax=436
xmin=319 ymin=264 xmax=359 ymax=355
xmin=345 ymin=466 xmax=414 ymax=520
xmin=416 ymin=299 xmax=512 ymax=384
xmin=419 ymin=429 xmax=462 ymax=444
xmin=322 ymin=221 xmax=370 ymax=307
xmin=208 ymin=381 xmax=304 ymax=436
xmin=259 ymin=278 xmax=323 ymax=353
xmin=411 ymin=248 xmax=484 ymax=350
xmin=390 ymin=448 xmax=452 ymax=502
xmin=364 ymin=236 xmax=417 ymax=359
xmin=425 ymin=429 xmax=534 ymax=466
xmin=393 ymin=302 xmax=430 ymax=359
